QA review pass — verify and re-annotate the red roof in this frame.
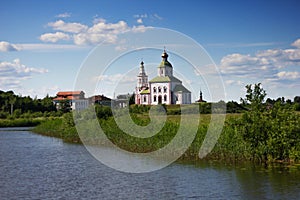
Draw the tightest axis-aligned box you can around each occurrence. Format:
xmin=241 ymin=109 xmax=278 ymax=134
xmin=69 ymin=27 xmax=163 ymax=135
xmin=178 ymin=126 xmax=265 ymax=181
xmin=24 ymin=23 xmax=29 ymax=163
xmin=56 ymin=91 xmax=84 ymax=96
xmin=53 ymin=96 xmax=80 ymax=101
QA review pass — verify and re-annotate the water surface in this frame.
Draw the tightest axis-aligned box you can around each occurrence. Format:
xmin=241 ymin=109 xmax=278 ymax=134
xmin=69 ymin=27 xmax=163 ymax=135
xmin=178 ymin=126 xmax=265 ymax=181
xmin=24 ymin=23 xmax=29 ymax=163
xmin=0 ymin=128 xmax=299 ymax=199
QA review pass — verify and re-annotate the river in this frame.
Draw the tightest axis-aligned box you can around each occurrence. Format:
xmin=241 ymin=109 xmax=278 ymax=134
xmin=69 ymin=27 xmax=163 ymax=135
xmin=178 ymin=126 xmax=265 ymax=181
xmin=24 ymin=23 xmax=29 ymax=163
xmin=0 ymin=128 xmax=300 ymax=199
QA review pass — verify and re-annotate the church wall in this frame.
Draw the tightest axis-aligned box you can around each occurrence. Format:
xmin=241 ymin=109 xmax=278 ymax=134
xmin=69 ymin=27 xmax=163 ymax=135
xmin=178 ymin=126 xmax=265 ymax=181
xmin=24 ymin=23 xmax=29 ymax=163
xmin=150 ymin=82 xmax=171 ymax=105
xmin=140 ymin=94 xmax=150 ymax=105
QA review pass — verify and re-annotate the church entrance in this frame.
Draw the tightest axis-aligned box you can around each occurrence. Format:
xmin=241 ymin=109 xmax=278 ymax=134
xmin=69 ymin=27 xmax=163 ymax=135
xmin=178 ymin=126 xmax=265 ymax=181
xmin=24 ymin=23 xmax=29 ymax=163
xmin=158 ymin=95 xmax=162 ymax=104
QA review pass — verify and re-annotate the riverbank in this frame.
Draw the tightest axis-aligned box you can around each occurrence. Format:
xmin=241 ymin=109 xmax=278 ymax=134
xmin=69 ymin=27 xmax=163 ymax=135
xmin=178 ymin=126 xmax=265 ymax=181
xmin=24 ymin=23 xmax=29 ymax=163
xmin=32 ymin=111 xmax=300 ymax=165
xmin=0 ymin=118 xmax=46 ymax=127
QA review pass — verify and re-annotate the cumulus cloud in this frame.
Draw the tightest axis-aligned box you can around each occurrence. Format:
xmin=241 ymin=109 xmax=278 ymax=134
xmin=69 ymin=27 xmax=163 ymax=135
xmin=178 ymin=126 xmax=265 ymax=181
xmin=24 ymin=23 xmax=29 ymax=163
xmin=219 ymin=38 xmax=300 ymax=80
xmin=291 ymin=39 xmax=300 ymax=48
xmin=48 ymin=20 xmax=88 ymax=33
xmin=219 ymin=53 xmax=276 ymax=78
xmin=0 ymin=41 xmax=20 ymax=52
xmin=39 ymin=32 xmax=70 ymax=43
xmin=0 ymin=59 xmax=48 ymax=90
xmin=40 ymin=18 xmax=151 ymax=45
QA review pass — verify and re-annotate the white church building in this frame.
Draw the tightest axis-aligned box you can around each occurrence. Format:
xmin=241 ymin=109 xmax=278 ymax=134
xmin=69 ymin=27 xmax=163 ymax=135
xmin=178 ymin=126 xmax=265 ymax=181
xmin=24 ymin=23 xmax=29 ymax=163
xmin=135 ymin=50 xmax=191 ymax=105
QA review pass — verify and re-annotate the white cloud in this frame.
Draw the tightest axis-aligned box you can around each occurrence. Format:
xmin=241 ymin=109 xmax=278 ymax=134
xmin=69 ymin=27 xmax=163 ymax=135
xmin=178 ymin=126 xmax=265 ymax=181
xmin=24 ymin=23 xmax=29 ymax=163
xmin=39 ymin=32 xmax=70 ymax=43
xmin=291 ymin=38 xmax=300 ymax=48
xmin=277 ymin=71 xmax=299 ymax=80
xmin=56 ymin=12 xmax=71 ymax=18
xmin=137 ymin=18 xmax=143 ymax=24
xmin=218 ymin=38 xmax=300 ymax=98
xmin=219 ymin=53 xmax=274 ymax=77
xmin=40 ymin=18 xmax=154 ymax=45
xmin=220 ymin=39 xmax=300 ymax=79
xmin=0 ymin=41 xmax=20 ymax=52
xmin=40 ymin=18 xmax=153 ymax=45
xmin=48 ymin=20 xmax=88 ymax=33
xmin=0 ymin=59 xmax=48 ymax=90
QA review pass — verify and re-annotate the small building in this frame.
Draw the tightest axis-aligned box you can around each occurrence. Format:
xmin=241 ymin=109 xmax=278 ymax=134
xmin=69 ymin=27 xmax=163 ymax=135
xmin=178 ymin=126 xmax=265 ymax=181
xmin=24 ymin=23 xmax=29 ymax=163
xmin=113 ymin=94 xmax=132 ymax=108
xmin=89 ymin=95 xmax=111 ymax=107
xmin=135 ymin=50 xmax=191 ymax=105
xmin=53 ymin=91 xmax=89 ymax=111
xmin=196 ymin=90 xmax=206 ymax=103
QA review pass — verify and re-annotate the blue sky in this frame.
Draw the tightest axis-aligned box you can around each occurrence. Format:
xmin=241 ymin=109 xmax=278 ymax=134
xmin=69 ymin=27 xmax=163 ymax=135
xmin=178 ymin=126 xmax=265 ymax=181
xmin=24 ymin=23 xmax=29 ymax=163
xmin=0 ymin=0 xmax=300 ymax=101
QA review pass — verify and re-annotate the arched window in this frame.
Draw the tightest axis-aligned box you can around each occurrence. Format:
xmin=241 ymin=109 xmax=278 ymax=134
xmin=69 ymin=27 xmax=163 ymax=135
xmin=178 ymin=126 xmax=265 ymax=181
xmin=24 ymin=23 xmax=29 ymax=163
xmin=153 ymin=87 xmax=157 ymax=93
xmin=163 ymin=86 xmax=167 ymax=93
xmin=143 ymin=96 xmax=146 ymax=102
xmin=164 ymin=95 xmax=167 ymax=102
xmin=158 ymin=87 xmax=161 ymax=93
xmin=154 ymin=95 xmax=157 ymax=102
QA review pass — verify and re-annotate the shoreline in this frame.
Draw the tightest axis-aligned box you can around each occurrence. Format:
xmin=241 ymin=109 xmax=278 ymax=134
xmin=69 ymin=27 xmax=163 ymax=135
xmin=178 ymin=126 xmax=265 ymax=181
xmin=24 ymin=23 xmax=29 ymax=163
xmin=30 ymin=114 xmax=300 ymax=166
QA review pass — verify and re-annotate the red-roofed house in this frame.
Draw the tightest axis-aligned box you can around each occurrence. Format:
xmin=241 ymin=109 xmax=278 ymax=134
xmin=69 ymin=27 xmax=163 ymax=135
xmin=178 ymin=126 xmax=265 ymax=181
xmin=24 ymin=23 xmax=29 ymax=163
xmin=53 ymin=91 xmax=89 ymax=111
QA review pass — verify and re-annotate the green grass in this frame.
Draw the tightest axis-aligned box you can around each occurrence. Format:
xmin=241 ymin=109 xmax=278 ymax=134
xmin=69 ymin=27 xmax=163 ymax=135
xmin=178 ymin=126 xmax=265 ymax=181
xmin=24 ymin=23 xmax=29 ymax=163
xmin=0 ymin=118 xmax=45 ymax=127
xmin=32 ymin=111 xmax=300 ymax=164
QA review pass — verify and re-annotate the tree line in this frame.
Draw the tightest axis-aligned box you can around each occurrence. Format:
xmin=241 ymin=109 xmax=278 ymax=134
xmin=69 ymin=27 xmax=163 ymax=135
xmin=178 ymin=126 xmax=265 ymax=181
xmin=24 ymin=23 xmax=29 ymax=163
xmin=0 ymin=90 xmax=58 ymax=119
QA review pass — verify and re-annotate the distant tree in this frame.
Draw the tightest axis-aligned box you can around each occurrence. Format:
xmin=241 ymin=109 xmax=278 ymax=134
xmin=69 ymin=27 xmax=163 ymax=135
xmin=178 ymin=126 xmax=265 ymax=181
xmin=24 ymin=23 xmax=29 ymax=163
xmin=266 ymin=98 xmax=275 ymax=105
xmin=9 ymin=95 xmax=16 ymax=115
xmin=294 ymin=96 xmax=300 ymax=104
xmin=129 ymin=93 xmax=135 ymax=105
xmin=58 ymin=100 xmax=71 ymax=113
xmin=286 ymin=99 xmax=292 ymax=104
xmin=41 ymin=94 xmax=56 ymax=112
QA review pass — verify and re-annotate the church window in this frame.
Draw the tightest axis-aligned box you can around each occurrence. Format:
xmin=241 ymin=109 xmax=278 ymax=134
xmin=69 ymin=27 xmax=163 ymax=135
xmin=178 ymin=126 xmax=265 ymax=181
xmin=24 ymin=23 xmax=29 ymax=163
xmin=163 ymin=86 xmax=167 ymax=93
xmin=158 ymin=87 xmax=161 ymax=93
xmin=164 ymin=95 xmax=167 ymax=102
xmin=143 ymin=96 xmax=146 ymax=102
xmin=154 ymin=95 xmax=157 ymax=102
xmin=153 ymin=87 xmax=157 ymax=93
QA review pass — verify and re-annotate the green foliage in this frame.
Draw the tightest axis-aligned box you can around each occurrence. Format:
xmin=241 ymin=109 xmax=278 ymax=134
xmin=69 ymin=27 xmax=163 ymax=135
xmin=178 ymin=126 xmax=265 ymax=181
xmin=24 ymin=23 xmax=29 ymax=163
xmin=0 ymin=90 xmax=57 ymax=118
xmin=95 ymin=105 xmax=113 ymax=119
xmin=31 ymin=84 xmax=300 ymax=165
xmin=236 ymin=83 xmax=300 ymax=163
xmin=58 ymin=99 xmax=71 ymax=113
xmin=0 ymin=118 xmax=44 ymax=127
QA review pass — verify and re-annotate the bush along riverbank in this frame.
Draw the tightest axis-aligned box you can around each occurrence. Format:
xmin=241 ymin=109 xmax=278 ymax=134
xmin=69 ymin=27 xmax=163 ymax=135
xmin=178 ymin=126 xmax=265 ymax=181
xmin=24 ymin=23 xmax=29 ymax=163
xmin=0 ymin=118 xmax=46 ymax=127
xmin=33 ymin=84 xmax=300 ymax=164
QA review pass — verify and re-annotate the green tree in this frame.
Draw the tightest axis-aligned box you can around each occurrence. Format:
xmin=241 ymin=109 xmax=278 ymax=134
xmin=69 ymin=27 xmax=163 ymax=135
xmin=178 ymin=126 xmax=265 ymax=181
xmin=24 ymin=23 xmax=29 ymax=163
xmin=240 ymin=83 xmax=269 ymax=162
xmin=58 ymin=100 xmax=71 ymax=113
xmin=238 ymin=83 xmax=300 ymax=163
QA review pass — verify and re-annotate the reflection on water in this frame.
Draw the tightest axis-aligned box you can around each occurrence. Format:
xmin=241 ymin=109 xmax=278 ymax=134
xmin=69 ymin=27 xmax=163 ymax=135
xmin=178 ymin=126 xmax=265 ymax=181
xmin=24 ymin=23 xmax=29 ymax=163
xmin=0 ymin=129 xmax=299 ymax=199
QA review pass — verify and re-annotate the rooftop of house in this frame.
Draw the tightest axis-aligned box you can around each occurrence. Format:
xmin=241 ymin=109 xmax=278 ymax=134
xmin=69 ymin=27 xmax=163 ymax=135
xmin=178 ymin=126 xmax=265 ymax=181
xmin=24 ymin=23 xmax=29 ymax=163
xmin=56 ymin=91 xmax=84 ymax=96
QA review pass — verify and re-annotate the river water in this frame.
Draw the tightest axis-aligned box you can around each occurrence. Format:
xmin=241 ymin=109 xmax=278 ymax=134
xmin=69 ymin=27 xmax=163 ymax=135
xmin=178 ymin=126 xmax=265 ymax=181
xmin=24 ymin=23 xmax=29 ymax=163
xmin=0 ymin=128 xmax=300 ymax=199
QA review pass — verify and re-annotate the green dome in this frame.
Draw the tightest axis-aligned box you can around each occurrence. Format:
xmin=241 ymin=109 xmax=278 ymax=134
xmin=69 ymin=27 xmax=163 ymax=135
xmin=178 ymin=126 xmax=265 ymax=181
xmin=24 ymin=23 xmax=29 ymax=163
xmin=159 ymin=60 xmax=172 ymax=68
xmin=159 ymin=50 xmax=173 ymax=68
